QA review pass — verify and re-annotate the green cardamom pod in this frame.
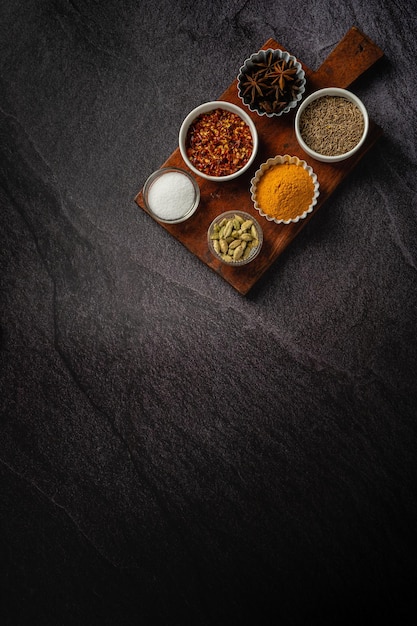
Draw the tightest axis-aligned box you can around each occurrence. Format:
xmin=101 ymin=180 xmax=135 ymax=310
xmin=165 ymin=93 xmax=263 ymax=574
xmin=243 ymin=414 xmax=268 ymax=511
xmin=233 ymin=245 xmax=244 ymax=261
xmin=241 ymin=219 xmax=253 ymax=231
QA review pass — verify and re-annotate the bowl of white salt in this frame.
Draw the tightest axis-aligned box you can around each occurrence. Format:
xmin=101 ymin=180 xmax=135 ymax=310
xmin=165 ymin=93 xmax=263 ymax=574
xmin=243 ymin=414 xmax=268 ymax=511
xmin=294 ymin=87 xmax=369 ymax=163
xmin=143 ymin=167 xmax=200 ymax=224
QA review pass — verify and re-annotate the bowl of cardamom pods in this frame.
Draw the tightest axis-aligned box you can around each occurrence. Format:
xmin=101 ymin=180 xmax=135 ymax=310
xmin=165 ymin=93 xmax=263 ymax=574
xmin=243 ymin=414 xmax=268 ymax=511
xmin=207 ymin=211 xmax=263 ymax=266
xmin=237 ymin=48 xmax=306 ymax=117
xmin=295 ymin=87 xmax=369 ymax=162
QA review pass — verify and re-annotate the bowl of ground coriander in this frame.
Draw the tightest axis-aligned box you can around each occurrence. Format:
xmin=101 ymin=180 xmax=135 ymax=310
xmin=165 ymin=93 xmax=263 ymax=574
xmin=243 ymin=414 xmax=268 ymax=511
xmin=250 ymin=155 xmax=319 ymax=224
xmin=179 ymin=101 xmax=258 ymax=181
xmin=295 ymin=87 xmax=369 ymax=163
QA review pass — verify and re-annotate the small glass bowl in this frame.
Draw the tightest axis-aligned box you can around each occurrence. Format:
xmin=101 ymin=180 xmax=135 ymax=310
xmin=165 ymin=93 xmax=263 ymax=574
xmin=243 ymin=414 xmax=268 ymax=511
xmin=207 ymin=210 xmax=263 ymax=266
xmin=250 ymin=155 xmax=320 ymax=225
xmin=237 ymin=48 xmax=306 ymax=118
xmin=143 ymin=167 xmax=200 ymax=224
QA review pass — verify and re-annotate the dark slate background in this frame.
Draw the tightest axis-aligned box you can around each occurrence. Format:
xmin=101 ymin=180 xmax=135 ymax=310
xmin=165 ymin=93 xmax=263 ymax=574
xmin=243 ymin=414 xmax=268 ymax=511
xmin=1 ymin=1 xmax=417 ymax=624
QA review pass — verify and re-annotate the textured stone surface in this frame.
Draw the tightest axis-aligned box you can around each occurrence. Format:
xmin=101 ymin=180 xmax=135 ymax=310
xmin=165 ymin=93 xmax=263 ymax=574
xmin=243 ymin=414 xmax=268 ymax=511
xmin=1 ymin=1 xmax=417 ymax=624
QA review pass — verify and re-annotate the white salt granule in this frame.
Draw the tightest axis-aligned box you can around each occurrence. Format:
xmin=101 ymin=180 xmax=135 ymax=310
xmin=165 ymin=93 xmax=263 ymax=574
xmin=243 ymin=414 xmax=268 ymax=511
xmin=147 ymin=171 xmax=196 ymax=220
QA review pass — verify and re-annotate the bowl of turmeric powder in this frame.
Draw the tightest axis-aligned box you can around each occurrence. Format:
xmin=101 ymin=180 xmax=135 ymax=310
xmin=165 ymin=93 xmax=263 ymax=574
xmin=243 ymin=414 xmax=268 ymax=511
xmin=250 ymin=155 xmax=319 ymax=224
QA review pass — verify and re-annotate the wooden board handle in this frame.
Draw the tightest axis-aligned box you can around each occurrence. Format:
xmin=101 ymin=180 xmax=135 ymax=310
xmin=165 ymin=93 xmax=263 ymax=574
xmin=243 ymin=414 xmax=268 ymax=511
xmin=312 ymin=26 xmax=384 ymax=88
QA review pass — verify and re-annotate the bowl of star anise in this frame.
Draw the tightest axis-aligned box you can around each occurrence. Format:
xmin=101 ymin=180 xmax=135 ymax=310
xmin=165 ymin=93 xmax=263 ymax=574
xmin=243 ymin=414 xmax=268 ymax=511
xmin=237 ymin=48 xmax=306 ymax=117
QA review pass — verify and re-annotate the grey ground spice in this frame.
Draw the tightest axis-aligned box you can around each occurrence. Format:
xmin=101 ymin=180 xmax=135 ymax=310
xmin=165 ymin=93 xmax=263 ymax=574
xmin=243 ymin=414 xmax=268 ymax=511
xmin=299 ymin=95 xmax=365 ymax=156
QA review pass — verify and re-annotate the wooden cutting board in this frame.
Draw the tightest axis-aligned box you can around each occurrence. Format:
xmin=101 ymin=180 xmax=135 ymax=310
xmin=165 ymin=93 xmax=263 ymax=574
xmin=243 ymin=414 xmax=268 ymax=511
xmin=135 ymin=27 xmax=384 ymax=294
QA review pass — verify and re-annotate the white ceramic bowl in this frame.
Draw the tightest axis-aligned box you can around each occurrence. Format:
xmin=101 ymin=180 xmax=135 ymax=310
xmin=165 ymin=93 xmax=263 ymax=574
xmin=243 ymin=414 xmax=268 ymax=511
xmin=250 ymin=154 xmax=319 ymax=225
xmin=178 ymin=101 xmax=258 ymax=182
xmin=207 ymin=210 xmax=263 ymax=266
xmin=295 ymin=87 xmax=369 ymax=163
xmin=237 ymin=48 xmax=306 ymax=118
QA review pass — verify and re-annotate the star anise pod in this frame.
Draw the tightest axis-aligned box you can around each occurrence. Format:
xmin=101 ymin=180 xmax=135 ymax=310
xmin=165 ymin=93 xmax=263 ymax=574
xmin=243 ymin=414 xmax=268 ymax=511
xmin=268 ymin=60 xmax=298 ymax=93
xmin=241 ymin=73 xmax=269 ymax=103
xmin=251 ymin=51 xmax=275 ymax=75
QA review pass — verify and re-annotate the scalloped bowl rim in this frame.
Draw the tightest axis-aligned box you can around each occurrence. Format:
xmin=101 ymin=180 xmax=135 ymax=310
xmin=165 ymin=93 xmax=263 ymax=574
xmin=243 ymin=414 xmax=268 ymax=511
xmin=294 ymin=87 xmax=369 ymax=163
xmin=178 ymin=101 xmax=259 ymax=182
xmin=250 ymin=154 xmax=320 ymax=224
xmin=237 ymin=48 xmax=306 ymax=118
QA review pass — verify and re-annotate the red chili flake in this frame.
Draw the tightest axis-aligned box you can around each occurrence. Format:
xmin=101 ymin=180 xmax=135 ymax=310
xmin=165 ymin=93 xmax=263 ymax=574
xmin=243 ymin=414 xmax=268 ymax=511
xmin=185 ymin=108 xmax=253 ymax=177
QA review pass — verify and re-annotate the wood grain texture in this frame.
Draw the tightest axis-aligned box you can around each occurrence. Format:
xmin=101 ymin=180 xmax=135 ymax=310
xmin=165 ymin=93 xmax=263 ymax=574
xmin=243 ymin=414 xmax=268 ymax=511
xmin=135 ymin=27 xmax=384 ymax=294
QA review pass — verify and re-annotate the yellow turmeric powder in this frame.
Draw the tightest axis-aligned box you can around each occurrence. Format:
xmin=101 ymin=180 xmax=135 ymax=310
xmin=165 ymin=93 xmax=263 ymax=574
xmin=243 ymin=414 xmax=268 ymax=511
xmin=256 ymin=163 xmax=314 ymax=221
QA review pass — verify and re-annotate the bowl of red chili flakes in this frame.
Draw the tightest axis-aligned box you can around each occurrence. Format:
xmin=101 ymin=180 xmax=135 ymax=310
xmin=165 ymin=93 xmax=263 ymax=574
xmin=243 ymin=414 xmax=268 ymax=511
xmin=179 ymin=101 xmax=258 ymax=181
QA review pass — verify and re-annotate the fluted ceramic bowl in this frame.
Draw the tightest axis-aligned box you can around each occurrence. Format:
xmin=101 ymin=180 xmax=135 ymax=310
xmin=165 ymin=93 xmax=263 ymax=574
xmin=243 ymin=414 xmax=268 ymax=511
xmin=250 ymin=154 xmax=319 ymax=224
xmin=237 ymin=48 xmax=306 ymax=118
